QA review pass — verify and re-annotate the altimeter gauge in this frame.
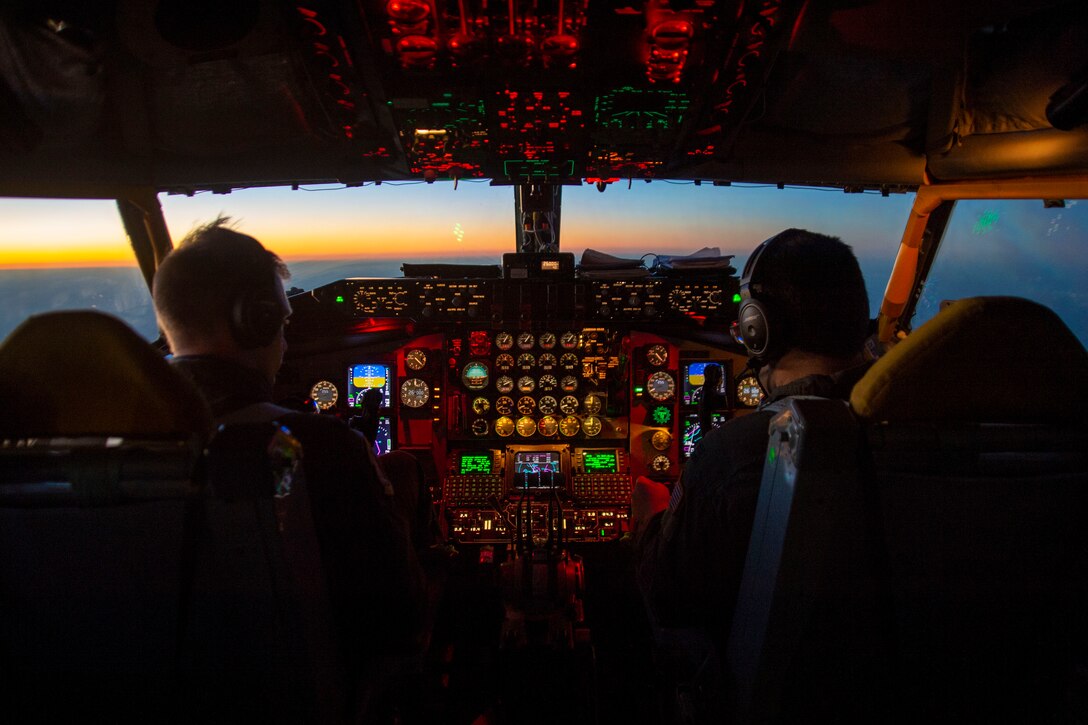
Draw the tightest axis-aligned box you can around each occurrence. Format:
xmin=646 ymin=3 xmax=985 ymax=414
xmin=646 ymin=371 xmax=676 ymax=401
xmin=310 ymin=381 xmax=339 ymax=410
xmin=646 ymin=344 xmax=668 ymax=367
xmin=736 ymin=376 xmax=763 ymax=407
xmin=400 ymin=378 xmax=430 ymax=408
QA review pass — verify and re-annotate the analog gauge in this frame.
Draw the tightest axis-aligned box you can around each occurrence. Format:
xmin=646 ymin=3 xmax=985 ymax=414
xmin=560 ymin=353 xmax=579 ymax=369
xmin=559 ymin=395 xmax=579 ymax=415
xmin=495 ymin=416 xmax=515 ymax=437
xmin=538 ymin=353 xmax=557 ymax=370
xmin=461 ymin=361 xmax=489 ymax=390
xmin=651 ymin=430 xmax=673 ymax=451
xmin=472 ymin=397 xmax=491 ymax=415
xmin=538 ymin=332 xmax=557 ymax=349
xmin=646 ymin=344 xmax=668 ymax=367
xmin=495 ymin=396 xmax=515 ymax=416
xmin=737 ymin=376 xmax=763 ymax=407
xmin=400 ymin=378 xmax=430 ymax=408
xmin=538 ymin=374 xmax=558 ymax=392
xmin=582 ymin=416 xmax=602 ymax=437
xmin=651 ymin=455 xmax=672 ymax=473
xmin=560 ymin=375 xmax=579 ymax=393
xmin=471 ymin=419 xmax=489 ymax=436
xmin=650 ymin=405 xmax=672 ymax=426
xmin=517 ymin=396 xmax=536 ymax=415
xmin=560 ymin=331 xmax=579 ymax=349
xmin=538 ymin=395 xmax=558 ymax=415
xmin=495 ymin=353 xmax=515 ymax=372
xmin=495 ymin=331 xmax=514 ymax=350
xmin=559 ymin=415 xmax=581 ymax=437
xmin=516 ymin=332 xmax=535 ymax=350
xmin=405 ymin=348 xmax=428 ymax=371
xmin=538 ymin=415 xmax=558 ymax=437
xmin=496 ymin=375 xmax=514 ymax=394
xmin=310 ymin=380 xmax=339 ymax=410
xmin=583 ymin=394 xmax=602 ymax=415
xmin=518 ymin=376 xmax=536 ymax=393
xmin=517 ymin=353 xmax=535 ymax=368
xmin=516 ymin=416 xmax=537 ymax=437
xmin=647 ymin=371 xmax=676 ymax=401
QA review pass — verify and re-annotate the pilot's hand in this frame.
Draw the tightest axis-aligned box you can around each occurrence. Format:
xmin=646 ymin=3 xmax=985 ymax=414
xmin=631 ymin=476 xmax=670 ymax=538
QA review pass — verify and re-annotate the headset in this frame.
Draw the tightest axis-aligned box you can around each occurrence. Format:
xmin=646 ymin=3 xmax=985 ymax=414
xmin=230 ymin=284 xmax=288 ymax=350
xmin=730 ymin=231 xmax=787 ymax=364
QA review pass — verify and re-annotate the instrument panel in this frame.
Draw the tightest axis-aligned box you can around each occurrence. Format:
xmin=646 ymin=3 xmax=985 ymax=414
xmin=283 ymin=275 xmax=753 ymax=545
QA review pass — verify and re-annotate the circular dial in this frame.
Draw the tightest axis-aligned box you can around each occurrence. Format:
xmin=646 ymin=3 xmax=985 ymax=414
xmin=651 ymin=430 xmax=673 ymax=451
xmin=538 ymin=395 xmax=558 ymax=415
xmin=646 ymin=344 xmax=668 ymax=367
xmin=517 ymin=353 xmax=535 ymax=369
xmin=646 ymin=371 xmax=676 ymax=401
xmin=472 ymin=397 xmax=491 ymax=415
xmin=516 ymin=332 xmax=535 ymax=350
xmin=400 ymin=378 xmax=430 ymax=408
xmin=559 ymin=415 xmax=581 ymax=437
xmin=560 ymin=331 xmax=579 ymax=349
xmin=495 ymin=353 xmax=515 ymax=372
xmin=583 ymin=394 xmax=602 ymax=415
xmin=538 ymin=415 xmax=558 ymax=436
xmin=496 ymin=375 xmax=514 ymax=394
xmin=405 ymin=349 xmax=427 ymax=371
xmin=517 ymin=396 xmax=536 ymax=415
xmin=495 ymin=396 xmax=515 ymax=415
xmin=559 ymin=395 xmax=579 ymax=415
xmin=538 ymin=332 xmax=557 ymax=349
xmin=538 ymin=374 xmax=558 ymax=392
xmin=310 ymin=381 xmax=339 ymax=410
xmin=461 ymin=361 xmax=489 ymax=390
xmin=495 ymin=416 xmax=515 ymax=437
xmin=516 ymin=416 xmax=537 ymax=437
xmin=560 ymin=375 xmax=579 ymax=393
xmin=471 ymin=419 xmax=489 ymax=436
xmin=495 ymin=331 xmax=514 ymax=350
xmin=560 ymin=353 xmax=579 ymax=369
xmin=650 ymin=405 xmax=672 ymax=426
xmin=582 ymin=416 xmax=602 ymax=437
xmin=737 ymin=376 xmax=763 ymax=407
xmin=517 ymin=376 xmax=536 ymax=393
xmin=538 ymin=353 xmax=557 ymax=370
xmin=650 ymin=454 xmax=671 ymax=473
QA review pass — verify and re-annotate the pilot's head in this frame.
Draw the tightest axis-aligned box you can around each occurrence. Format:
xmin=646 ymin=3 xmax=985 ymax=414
xmin=733 ymin=228 xmax=869 ymax=391
xmin=153 ymin=217 xmax=291 ymax=384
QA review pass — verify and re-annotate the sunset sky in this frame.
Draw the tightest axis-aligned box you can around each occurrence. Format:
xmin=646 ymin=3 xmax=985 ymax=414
xmin=0 ymin=182 xmax=916 ymax=268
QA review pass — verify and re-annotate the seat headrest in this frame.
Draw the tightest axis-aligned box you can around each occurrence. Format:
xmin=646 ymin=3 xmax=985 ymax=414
xmin=0 ymin=311 xmax=212 ymax=438
xmin=851 ymin=297 xmax=1088 ymax=424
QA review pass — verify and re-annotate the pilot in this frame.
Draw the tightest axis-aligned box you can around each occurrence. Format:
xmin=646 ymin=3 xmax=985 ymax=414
xmin=152 ymin=217 xmax=429 ymax=674
xmin=631 ymin=228 xmax=872 ymax=651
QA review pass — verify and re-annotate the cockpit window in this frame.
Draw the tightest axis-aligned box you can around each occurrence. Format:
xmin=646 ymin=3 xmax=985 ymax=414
xmin=0 ymin=198 xmax=157 ymax=342
xmin=915 ymin=200 xmax=1088 ymax=346
xmin=160 ymin=182 xmax=915 ymax=317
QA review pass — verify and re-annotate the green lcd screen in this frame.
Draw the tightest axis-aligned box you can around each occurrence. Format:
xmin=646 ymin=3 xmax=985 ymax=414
xmin=583 ymin=450 xmax=617 ymax=474
xmin=459 ymin=453 xmax=492 ymax=475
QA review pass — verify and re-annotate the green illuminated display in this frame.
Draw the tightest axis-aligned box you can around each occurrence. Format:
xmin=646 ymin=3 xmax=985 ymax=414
xmin=336 ymin=295 xmax=345 ymax=303
xmin=583 ymin=450 xmax=618 ymax=474
xmin=459 ymin=453 xmax=492 ymax=475
xmin=732 ymin=293 xmax=742 ymax=303
xmin=651 ymin=406 xmax=672 ymax=425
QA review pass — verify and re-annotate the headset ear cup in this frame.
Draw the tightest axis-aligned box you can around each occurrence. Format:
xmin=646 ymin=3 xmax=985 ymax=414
xmin=231 ymin=290 xmax=283 ymax=349
xmin=738 ymin=298 xmax=772 ymax=358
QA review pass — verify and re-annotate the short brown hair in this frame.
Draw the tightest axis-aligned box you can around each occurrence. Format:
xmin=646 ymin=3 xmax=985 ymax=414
xmin=153 ymin=217 xmax=289 ymax=343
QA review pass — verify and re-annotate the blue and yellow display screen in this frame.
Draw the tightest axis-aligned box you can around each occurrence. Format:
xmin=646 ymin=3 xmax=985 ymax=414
xmin=681 ymin=361 xmax=727 ymax=406
xmin=348 ymin=363 xmax=391 ymax=408
xmin=459 ymin=453 xmax=493 ymax=475
xmin=582 ymin=449 xmax=618 ymax=474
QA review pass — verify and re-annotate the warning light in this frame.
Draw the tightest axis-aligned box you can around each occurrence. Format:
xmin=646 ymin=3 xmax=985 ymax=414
xmin=732 ymin=293 xmax=742 ymax=303
xmin=634 ymin=386 xmax=645 ymax=395
xmin=336 ymin=295 xmax=345 ymax=303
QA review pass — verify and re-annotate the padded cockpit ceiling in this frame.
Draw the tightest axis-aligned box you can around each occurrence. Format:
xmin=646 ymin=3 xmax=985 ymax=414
xmin=0 ymin=0 xmax=1086 ymax=191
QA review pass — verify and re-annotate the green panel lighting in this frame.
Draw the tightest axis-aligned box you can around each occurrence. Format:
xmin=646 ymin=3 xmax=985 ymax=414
xmin=732 ymin=293 xmax=742 ymax=303
xmin=768 ymin=447 xmax=777 ymax=463
xmin=336 ymin=295 xmax=345 ymax=303
xmin=651 ymin=406 xmax=672 ymax=425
